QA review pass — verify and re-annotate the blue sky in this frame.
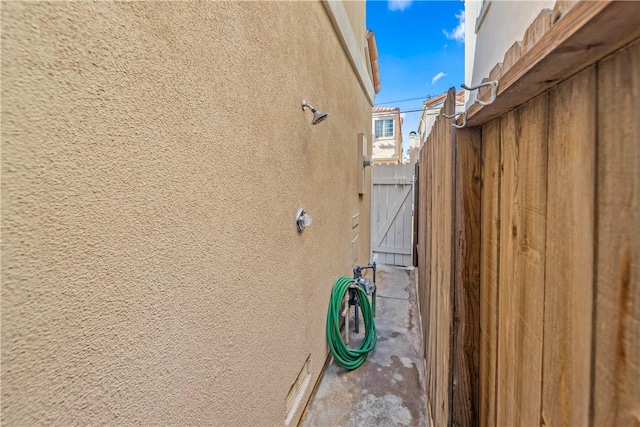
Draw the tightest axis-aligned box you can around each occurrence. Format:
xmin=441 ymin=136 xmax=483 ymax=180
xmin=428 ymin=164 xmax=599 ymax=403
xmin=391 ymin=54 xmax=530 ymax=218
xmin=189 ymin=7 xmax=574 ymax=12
xmin=366 ymin=0 xmax=465 ymax=156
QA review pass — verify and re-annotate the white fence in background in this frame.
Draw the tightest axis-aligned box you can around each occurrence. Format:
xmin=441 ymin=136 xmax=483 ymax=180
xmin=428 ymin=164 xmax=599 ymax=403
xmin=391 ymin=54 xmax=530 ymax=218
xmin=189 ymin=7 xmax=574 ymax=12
xmin=371 ymin=163 xmax=414 ymax=266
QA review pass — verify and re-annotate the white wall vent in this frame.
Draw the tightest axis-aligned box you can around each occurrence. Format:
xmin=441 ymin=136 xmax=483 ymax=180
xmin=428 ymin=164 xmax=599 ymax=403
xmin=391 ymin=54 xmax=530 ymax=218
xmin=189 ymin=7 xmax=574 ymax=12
xmin=284 ymin=355 xmax=311 ymax=425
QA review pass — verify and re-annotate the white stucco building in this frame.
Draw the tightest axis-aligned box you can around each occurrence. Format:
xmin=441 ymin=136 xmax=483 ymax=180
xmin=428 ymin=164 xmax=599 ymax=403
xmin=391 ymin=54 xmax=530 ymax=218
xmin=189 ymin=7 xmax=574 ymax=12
xmin=417 ymin=90 xmax=465 ymax=143
xmin=464 ymin=0 xmax=555 ymax=108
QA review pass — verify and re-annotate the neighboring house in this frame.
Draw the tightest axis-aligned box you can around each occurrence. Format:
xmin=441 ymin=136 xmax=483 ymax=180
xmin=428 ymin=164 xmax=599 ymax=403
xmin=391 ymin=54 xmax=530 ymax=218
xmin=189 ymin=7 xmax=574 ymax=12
xmin=407 ymin=90 xmax=464 ymax=165
xmin=464 ymin=0 xmax=555 ymax=107
xmin=372 ymin=106 xmax=403 ymax=164
xmin=417 ymin=90 xmax=465 ymax=144
xmin=1 ymin=2 xmax=379 ymax=426
xmin=408 ymin=131 xmax=419 ymax=165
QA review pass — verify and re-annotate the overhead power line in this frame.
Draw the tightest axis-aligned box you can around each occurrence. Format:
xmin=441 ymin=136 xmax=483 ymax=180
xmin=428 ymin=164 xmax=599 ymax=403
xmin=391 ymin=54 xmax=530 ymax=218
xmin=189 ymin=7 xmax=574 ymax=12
xmin=376 ymin=95 xmax=433 ymax=105
xmin=398 ymin=107 xmax=427 ymax=114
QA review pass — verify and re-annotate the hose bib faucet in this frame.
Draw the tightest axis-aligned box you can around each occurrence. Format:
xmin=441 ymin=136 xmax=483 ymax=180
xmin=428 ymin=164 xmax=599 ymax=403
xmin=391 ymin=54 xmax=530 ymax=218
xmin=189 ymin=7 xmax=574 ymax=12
xmin=349 ymin=262 xmax=377 ymax=334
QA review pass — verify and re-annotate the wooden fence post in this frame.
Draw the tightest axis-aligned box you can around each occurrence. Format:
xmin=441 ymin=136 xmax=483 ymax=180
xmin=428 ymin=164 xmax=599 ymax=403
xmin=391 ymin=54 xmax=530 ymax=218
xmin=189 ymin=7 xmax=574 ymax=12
xmin=451 ymin=127 xmax=482 ymax=427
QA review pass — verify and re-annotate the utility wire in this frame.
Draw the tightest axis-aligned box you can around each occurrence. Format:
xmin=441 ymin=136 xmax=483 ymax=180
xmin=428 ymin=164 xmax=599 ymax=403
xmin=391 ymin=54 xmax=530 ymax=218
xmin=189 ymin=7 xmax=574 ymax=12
xmin=376 ymin=95 xmax=434 ymax=105
xmin=398 ymin=108 xmax=427 ymax=114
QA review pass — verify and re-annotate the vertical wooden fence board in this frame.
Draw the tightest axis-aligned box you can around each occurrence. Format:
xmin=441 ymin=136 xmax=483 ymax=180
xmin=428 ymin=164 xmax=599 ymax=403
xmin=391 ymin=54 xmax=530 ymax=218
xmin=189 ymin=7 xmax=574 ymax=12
xmin=593 ymin=39 xmax=640 ymax=427
xmin=451 ymin=127 xmax=482 ymax=427
xmin=436 ymin=115 xmax=446 ymax=426
xmin=497 ymin=93 xmax=548 ymax=426
xmin=496 ymin=109 xmax=516 ymax=427
xmin=421 ymin=138 xmax=428 ymax=403
xmin=479 ymin=118 xmax=501 ymax=427
xmin=438 ymin=115 xmax=448 ymax=426
xmin=513 ymin=94 xmax=548 ymax=426
xmin=446 ymin=93 xmax=456 ymax=427
xmin=435 ymin=107 xmax=445 ymax=426
xmin=419 ymin=149 xmax=428 ymax=353
xmin=411 ymin=164 xmax=423 ymax=268
xmin=442 ymin=110 xmax=449 ymax=424
xmin=416 ymin=162 xmax=422 ymax=307
xmin=542 ymin=66 xmax=596 ymax=427
xmin=429 ymin=115 xmax=441 ymax=412
xmin=429 ymin=117 xmax=440 ymax=421
xmin=438 ymin=90 xmax=455 ymax=427
xmin=424 ymin=135 xmax=430 ymax=400
xmin=432 ymin=119 xmax=440 ymax=409
xmin=432 ymin=110 xmax=445 ymax=424
xmin=422 ymin=140 xmax=433 ymax=406
xmin=424 ymin=153 xmax=430 ymax=375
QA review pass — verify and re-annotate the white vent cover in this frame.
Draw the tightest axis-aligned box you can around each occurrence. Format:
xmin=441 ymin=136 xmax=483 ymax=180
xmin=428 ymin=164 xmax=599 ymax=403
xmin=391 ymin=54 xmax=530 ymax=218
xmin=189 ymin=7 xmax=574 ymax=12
xmin=284 ymin=355 xmax=311 ymax=425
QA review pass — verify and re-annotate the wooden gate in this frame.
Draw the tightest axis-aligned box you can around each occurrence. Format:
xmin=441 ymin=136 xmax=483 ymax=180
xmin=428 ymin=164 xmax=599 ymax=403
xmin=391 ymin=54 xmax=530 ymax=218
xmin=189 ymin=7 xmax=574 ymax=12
xmin=371 ymin=163 xmax=414 ymax=266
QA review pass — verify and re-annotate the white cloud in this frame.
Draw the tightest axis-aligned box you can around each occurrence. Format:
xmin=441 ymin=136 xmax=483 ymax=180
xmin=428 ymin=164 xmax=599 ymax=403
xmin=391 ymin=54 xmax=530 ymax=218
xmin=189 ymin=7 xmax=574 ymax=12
xmin=388 ymin=0 xmax=412 ymax=12
xmin=443 ymin=10 xmax=465 ymax=42
xmin=431 ymin=72 xmax=446 ymax=84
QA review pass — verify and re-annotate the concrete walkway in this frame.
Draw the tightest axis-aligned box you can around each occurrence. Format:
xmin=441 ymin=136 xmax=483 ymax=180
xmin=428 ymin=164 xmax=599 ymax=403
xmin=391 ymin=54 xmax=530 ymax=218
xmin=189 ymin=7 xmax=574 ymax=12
xmin=299 ymin=266 xmax=428 ymax=427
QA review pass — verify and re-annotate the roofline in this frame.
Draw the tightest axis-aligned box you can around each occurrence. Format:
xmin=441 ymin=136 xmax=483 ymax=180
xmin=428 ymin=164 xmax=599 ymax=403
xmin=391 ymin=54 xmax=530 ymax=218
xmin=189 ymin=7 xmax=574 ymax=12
xmin=367 ymin=30 xmax=381 ymax=94
xmin=322 ymin=1 xmax=375 ymax=104
xmin=423 ymin=89 xmax=465 ymax=108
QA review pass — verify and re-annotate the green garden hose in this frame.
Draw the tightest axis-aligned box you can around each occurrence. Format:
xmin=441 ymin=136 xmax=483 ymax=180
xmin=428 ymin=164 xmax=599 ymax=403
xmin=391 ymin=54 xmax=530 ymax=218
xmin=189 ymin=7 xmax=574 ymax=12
xmin=326 ymin=277 xmax=377 ymax=370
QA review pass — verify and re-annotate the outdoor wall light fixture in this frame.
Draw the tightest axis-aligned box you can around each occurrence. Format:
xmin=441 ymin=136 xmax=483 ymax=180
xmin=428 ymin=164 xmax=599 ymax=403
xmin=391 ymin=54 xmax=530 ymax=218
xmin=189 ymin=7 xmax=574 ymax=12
xmin=296 ymin=209 xmax=313 ymax=232
xmin=301 ymin=100 xmax=329 ymax=125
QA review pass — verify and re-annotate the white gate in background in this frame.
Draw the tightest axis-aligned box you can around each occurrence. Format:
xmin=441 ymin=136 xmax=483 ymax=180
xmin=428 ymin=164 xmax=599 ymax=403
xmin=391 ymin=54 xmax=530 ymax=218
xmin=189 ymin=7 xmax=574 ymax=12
xmin=371 ymin=163 xmax=414 ymax=266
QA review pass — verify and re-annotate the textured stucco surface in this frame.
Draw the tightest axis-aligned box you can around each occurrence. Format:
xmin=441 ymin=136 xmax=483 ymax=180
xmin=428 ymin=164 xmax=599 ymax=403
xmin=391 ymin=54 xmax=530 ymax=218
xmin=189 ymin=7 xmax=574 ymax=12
xmin=343 ymin=1 xmax=367 ymax=54
xmin=1 ymin=2 xmax=372 ymax=425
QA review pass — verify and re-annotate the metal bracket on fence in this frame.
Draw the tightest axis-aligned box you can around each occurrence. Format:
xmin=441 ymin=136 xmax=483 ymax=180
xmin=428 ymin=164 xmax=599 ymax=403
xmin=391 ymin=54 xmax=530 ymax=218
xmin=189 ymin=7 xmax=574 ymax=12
xmin=443 ymin=111 xmax=467 ymax=129
xmin=462 ymin=80 xmax=498 ymax=106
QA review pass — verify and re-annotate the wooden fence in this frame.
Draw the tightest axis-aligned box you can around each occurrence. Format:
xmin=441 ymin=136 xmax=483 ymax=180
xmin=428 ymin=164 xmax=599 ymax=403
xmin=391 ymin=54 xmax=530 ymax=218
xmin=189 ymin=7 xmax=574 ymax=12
xmin=415 ymin=5 xmax=639 ymax=426
xmin=371 ymin=163 xmax=414 ymax=266
xmin=416 ymin=89 xmax=481 ymax=427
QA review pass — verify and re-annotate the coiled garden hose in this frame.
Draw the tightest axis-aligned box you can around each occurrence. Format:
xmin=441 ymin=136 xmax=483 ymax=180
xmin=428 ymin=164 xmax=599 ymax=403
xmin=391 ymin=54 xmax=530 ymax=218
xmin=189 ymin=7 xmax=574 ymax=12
xmin=326 ymin=277 xmax=377 ymax=370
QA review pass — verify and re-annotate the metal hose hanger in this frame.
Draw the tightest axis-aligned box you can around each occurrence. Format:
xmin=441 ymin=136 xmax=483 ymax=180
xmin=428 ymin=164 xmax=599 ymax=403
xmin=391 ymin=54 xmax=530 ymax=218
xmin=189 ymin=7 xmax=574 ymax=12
xmin=442 ymin=80 xmax=499 ymax=129
xmin=443 ymin=111 xmax=467 ymax=129
xmin=462 ymin=80 xmax=499 ymax=106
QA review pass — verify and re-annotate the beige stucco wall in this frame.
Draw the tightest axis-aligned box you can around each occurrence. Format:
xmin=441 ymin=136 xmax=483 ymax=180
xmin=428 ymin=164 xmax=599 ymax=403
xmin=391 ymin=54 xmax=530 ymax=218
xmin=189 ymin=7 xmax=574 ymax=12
xmin=1 ymin=1 xmax=372 ymax=425
xmin=343 ymin=0 xmax=367 ymax=53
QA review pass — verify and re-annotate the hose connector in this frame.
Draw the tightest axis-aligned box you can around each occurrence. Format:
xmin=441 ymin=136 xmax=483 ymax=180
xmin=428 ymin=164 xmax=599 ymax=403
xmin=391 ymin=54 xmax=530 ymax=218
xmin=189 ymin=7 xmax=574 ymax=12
xmin=356 ymin=277 xmax=375 ymax=295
